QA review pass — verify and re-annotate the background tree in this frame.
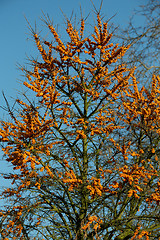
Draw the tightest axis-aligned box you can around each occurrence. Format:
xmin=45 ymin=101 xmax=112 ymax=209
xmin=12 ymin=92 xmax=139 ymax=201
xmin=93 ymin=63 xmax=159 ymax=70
xmin=0 ymin=9 xmax=160 ymax=240
xmin=117 ymin=0 xmax=160 ymax=84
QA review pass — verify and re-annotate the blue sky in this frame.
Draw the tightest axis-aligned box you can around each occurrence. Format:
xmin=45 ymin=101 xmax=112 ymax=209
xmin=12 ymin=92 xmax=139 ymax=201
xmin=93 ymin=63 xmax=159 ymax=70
xmin=0 ymin=0 xmax=145 ymax=188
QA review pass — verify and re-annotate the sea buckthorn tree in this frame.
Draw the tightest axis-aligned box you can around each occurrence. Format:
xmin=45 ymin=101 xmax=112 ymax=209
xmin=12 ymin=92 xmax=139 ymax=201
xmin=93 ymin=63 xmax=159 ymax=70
xmin=0 ymin=11 xmax=160 ymax=240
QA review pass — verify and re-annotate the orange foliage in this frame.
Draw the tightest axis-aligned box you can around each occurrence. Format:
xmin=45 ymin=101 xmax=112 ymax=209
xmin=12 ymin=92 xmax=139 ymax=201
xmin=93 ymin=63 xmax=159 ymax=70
xmin=0 ymin=11 xmax=159 ymax=240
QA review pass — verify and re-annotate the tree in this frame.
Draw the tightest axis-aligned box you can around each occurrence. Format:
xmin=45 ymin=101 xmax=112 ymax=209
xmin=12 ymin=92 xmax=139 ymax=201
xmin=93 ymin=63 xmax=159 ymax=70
xmin=0 ymin=10 xmax=160 ymax=240
xmin=117 ymin=0 xmax=160 ymax=84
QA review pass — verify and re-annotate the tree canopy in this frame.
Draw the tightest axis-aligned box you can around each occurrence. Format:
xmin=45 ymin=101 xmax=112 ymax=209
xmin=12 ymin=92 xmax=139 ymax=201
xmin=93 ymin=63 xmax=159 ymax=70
xmin=0 ymin=7 xmax=160 ymax=240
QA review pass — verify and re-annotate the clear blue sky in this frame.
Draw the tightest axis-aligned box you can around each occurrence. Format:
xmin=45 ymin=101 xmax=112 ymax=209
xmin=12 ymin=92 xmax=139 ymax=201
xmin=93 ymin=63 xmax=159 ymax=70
xmin=0 ymin=0 xmax=145 ymax=189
